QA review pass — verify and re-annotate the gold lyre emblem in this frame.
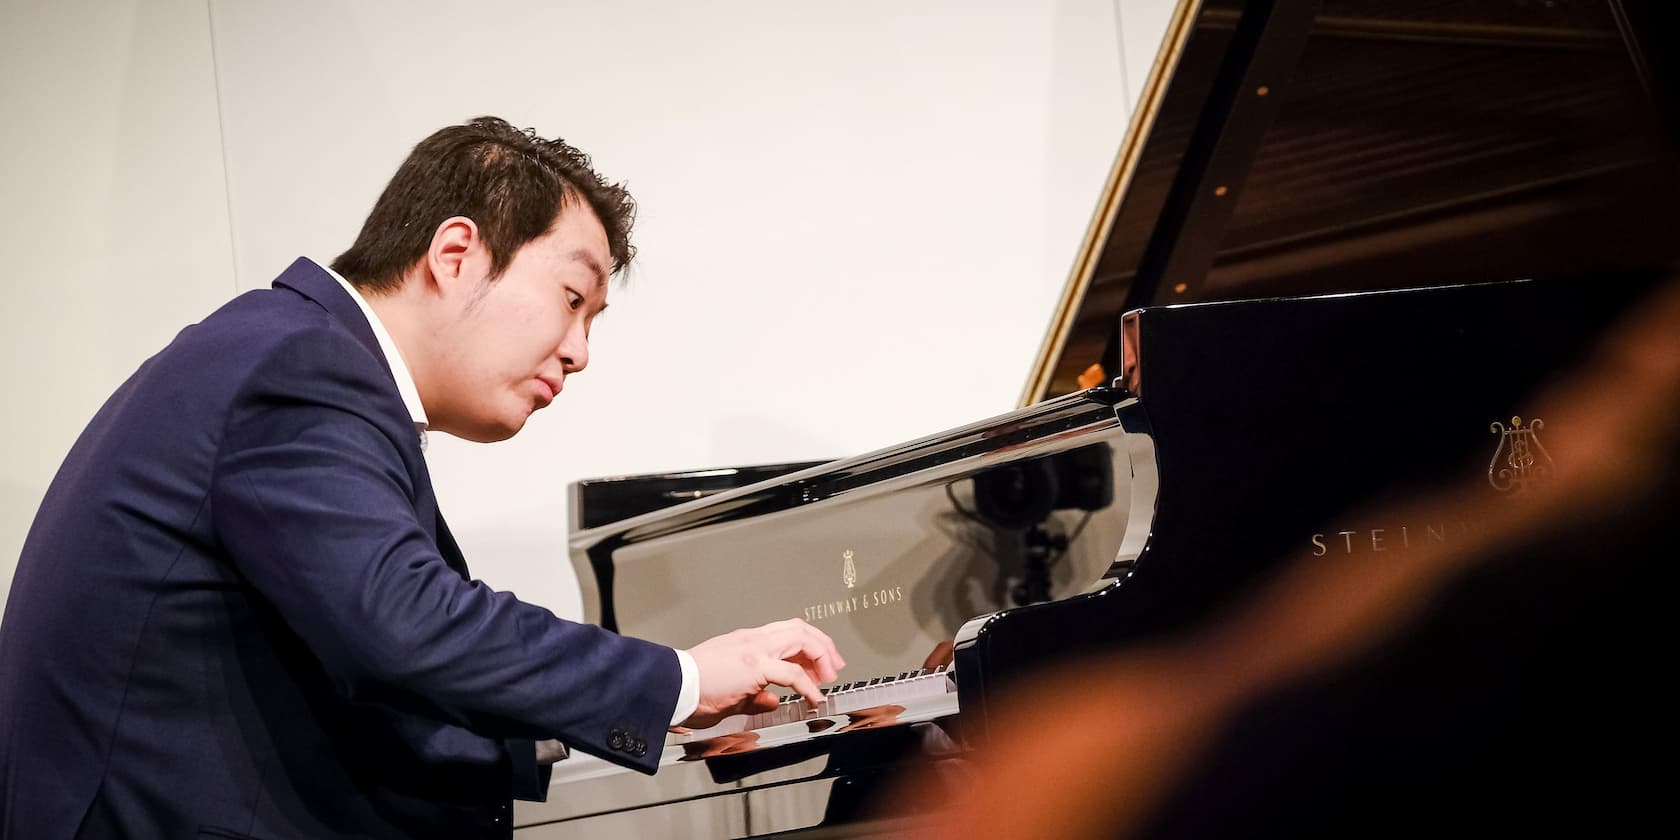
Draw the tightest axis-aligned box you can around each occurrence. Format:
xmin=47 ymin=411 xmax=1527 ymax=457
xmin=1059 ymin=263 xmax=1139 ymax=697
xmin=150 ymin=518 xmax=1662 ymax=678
xmin=1488 ymin=416 xmax=1554 ymax=495
xmin=842 ymin=550 xmax=858 ymax=589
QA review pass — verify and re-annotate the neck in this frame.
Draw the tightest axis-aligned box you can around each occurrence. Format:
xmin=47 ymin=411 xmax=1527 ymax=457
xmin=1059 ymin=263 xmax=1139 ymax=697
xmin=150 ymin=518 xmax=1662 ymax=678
xmin=361 ymin=275 xmax=438 ymax=420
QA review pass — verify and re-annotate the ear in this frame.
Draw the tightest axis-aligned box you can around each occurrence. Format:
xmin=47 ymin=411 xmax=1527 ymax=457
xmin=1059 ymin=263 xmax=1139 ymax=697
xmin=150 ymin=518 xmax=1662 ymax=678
xmin=425 ymin=216 xmax=483 ymax=296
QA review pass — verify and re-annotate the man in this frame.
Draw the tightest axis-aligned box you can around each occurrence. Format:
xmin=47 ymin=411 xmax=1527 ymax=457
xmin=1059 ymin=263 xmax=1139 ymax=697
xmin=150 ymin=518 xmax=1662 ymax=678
xmin=0 ymin=116 xmax=844 ymax=839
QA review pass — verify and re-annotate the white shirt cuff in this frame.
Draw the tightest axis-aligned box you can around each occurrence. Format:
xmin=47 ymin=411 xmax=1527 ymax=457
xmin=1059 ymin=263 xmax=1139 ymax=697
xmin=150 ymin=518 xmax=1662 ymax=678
xmin=670 ymin=648 xmax=700 ymax=726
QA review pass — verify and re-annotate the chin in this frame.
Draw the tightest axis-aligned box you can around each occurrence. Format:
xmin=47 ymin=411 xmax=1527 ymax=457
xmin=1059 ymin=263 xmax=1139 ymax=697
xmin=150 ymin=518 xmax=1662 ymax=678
xmin=486 ymin=419 xmax=526 ymax=442
xmin=455 ymin=415 xmax=526 ymax=444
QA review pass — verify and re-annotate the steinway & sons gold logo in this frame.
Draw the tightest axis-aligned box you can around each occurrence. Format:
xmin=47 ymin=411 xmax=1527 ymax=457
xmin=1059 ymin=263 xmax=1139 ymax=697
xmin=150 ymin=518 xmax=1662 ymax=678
xmin=803 ymin=549 xmax=905 ymax=623
xmin=1310 ymin=520 xmax=1481 ymax=556
xmin=1488 ymin=415 xmax=1553 ymax=496
xmin=1309 ymin=415 xmax=1553 ymax=556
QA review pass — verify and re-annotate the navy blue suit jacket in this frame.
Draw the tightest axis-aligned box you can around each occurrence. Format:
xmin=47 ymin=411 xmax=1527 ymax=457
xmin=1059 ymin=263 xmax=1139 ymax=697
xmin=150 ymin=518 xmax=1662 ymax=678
xmin=0 ymin=259 xmax=680 ymax=839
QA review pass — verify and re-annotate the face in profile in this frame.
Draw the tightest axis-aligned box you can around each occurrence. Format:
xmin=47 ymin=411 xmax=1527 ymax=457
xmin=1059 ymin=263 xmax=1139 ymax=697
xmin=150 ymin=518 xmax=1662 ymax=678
xmin=431 ymin=205 xmax=611 ymax=442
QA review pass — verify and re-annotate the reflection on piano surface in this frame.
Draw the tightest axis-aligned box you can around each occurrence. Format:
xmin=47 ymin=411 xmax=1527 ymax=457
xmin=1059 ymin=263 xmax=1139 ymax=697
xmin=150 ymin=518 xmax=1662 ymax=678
xmin=518 ymin=1 xmax=1680 ymax=836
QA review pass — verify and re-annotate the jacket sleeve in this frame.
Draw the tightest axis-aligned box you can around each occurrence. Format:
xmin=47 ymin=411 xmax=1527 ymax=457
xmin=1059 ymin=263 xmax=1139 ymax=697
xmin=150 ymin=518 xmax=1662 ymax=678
xmin=209 ymin=327 xmax=679 ymax=774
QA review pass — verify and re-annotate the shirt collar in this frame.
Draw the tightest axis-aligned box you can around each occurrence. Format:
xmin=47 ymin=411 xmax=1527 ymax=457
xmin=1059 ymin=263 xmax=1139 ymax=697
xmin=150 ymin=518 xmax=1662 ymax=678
xmin=313 ymin=258 xmax=430 ymax=451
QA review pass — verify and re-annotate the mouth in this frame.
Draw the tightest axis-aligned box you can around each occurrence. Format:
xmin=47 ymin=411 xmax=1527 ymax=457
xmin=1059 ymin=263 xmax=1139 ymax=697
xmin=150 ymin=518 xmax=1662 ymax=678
xmin=534 ymin=376 xmax=562 ymax=406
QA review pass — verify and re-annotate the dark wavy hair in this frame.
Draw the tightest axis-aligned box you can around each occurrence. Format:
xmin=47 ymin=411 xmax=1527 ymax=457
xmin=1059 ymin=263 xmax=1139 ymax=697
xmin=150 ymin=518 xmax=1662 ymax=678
xmin=331 ymin=116 xmax=635 ymax=293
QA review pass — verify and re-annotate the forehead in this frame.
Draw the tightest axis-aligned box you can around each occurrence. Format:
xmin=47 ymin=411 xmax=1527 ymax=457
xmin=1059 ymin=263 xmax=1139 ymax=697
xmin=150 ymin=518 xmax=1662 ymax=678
xmin=552 ymin=202 xmax=609 ymax=248
xmin=522 ymin=206 xmax=610 ymax=287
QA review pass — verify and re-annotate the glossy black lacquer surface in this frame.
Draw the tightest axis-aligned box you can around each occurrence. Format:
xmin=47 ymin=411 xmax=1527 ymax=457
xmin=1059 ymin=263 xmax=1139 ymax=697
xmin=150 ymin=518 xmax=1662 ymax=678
xmin=954 ymin=275 xmax=1659 ymax=739
xmin=570 ymin=461 xmax=829 ymax=531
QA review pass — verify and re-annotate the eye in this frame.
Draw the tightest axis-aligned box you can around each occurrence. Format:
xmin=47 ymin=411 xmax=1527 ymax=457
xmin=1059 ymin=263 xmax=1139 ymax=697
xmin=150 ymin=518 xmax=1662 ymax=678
xmin=566 ymin=290 xmax=584 ymax=310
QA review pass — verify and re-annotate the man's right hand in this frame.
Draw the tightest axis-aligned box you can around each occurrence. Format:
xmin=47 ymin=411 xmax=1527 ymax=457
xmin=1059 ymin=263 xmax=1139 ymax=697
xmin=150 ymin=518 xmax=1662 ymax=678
xmin=680 ymin=619 xmax=845 ymax=729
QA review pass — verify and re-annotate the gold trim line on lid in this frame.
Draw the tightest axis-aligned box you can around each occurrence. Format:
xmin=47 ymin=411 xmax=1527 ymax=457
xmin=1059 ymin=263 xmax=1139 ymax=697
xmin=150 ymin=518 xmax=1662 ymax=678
xmin=1019 ymin=0 xmax=1205 ymax=408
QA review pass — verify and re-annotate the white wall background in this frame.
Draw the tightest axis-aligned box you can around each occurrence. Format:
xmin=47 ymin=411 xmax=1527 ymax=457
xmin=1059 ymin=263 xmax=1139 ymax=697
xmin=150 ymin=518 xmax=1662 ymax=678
xmin=2 ymin=0 xmax=1177 ymax=623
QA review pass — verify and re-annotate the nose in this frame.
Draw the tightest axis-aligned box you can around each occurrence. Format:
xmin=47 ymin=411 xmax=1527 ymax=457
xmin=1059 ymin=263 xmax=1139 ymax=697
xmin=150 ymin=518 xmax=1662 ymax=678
xmin=558 ymin=326 xmax=589 ymax=374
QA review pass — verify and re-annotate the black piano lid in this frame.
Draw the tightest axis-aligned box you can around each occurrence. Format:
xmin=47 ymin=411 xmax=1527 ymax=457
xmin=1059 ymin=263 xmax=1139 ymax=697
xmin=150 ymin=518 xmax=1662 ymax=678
xmin=1023 ymin=0 xmax=1680 ymax=405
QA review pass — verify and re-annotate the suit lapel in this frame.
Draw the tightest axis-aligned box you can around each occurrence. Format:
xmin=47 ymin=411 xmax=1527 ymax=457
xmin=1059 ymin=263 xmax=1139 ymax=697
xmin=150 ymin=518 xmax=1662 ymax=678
xmin=410 ymin=451 xmax=470 ymax=578
xmin=434 ymin=510 xmax=471 ymax=578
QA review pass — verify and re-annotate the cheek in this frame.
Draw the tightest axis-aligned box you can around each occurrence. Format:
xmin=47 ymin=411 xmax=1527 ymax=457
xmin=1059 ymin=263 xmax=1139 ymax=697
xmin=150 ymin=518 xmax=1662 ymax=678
xmin=460 ymin=293 xmax=573 ymax=388
xmin=450 ymin=321 xmax=526 ymax=391
xmin=494 ymin=305 xmax=563 ymax=368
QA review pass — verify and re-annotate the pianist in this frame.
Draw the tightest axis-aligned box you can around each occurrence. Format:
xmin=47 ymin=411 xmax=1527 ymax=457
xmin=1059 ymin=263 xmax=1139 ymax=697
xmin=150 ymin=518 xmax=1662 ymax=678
xmin=0 ymin=116 xmax=843 ymax=839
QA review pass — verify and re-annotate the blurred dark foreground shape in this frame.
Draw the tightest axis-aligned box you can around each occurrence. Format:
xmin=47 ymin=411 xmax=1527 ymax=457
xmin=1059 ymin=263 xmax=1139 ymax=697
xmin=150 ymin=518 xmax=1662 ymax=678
xmin=889 ymin=275 xmax=1680 ymax=839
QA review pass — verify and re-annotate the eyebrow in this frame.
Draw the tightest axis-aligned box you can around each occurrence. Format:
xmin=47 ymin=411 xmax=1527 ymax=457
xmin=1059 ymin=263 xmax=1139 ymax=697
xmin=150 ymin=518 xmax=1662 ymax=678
xmin=567 ymin=248 xmax=609 ymax=290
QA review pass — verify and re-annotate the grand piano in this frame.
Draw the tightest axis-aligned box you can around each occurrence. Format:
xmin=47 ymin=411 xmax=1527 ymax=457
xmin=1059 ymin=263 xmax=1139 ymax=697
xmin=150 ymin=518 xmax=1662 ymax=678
xmin=515 ymin=1 xmax=1680 ymax=835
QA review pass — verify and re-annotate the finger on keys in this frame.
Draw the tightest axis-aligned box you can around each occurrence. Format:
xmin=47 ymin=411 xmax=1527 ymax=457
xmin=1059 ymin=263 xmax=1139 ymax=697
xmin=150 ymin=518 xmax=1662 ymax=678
xmin=765 ymin=659 xmax=824 ymax=707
